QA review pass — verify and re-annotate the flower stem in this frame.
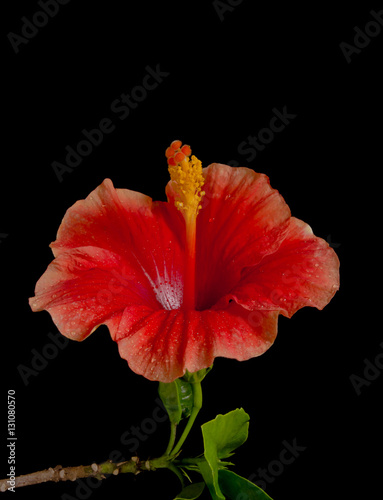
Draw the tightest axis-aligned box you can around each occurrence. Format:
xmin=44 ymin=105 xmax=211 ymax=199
xmin=171 ymin=382 xmax=203 ymax=456
xmin=0 ymin=457 xmax=168 ymax=491
xmin=167 ymin=462 xmax=185 ymax=489
xmin=164 ymin=421 xmax=178 ymax=456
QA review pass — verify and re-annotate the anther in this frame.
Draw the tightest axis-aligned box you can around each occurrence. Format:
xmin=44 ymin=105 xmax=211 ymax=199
xmin=174 ymin=152 xmax=185 ymax=162
xmin=165 ymin=147 xmax=174 ymax=158
xmin=171 ymin=140 xmax=182 ymax=150
xmin=181 ymin=145 xmax=191 ymax=156
xmin=167 ymin=157 xmax=177 ymax=166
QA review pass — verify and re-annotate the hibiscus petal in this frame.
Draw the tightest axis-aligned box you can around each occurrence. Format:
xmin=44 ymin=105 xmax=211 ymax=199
xmin=225 ymin=217 xmax=340 ymax=317
xmin=111 ymin=302 xmax=279 ymax=382
xmin=29 ymin=179 xmax=188 ymax=340
xmin=29 ymin=246 xmax=161 ymax=340
xmin=52 ymin=178 xmax=153 ymax=256
xmin=51 ymin=178 xmax=185 ymax=311
xmin=190 ymin=164 xmax=291 ymax=310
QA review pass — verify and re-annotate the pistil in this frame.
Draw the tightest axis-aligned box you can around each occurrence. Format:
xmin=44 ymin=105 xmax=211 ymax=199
xmin=183 ymin=211 xmax=197 ymax=310
xmin=166 ymin=141 xmax=205 ymax=310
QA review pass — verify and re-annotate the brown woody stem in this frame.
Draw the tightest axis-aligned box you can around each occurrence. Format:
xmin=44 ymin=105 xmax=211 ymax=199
xmin=0 ymin=456 xmax=168 ymax=492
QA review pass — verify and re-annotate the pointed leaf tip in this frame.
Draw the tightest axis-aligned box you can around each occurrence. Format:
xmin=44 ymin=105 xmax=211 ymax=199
xmin=174 ymin=481 xmax=205 ymax=500
xmin=219 ymin=470 xmax=274 ymax=500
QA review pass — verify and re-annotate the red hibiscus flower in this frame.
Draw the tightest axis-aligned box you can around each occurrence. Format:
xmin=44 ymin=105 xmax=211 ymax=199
xmin=29 ymin=141 xmax=339 ymax=383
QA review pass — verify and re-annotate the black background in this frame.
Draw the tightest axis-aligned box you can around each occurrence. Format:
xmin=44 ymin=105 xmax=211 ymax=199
xmin=1 ymin=1 xmax=382 ymax=499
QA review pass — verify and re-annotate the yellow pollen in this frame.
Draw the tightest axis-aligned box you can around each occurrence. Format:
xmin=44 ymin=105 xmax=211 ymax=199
xmin=166 ymin=141 xmax=205 ymax=217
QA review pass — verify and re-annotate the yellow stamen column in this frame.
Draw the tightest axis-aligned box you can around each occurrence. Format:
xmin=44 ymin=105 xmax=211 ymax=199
xmin=166 ymin=141 xmax=205 ymax=310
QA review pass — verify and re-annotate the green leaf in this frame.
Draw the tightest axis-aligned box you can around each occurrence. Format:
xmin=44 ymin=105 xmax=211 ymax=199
xmin=158 ymin=379 xmax=194 ymax=424
xmin=174 ymin=482 xmax=205 ymax=500
xmin=198 ymin=460 xmax=225 ymax=500
xmin=218 ymin=470 xmax=274 ymax=500
xmin=203 ymin=408 xmax=250 ymax=460
xmin=198 ymin=408 xmax=250 ymax=500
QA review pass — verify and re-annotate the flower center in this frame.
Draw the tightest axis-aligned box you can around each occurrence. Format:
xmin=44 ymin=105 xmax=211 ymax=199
xmin=166 ymin=140 xmax=205 ymax=310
